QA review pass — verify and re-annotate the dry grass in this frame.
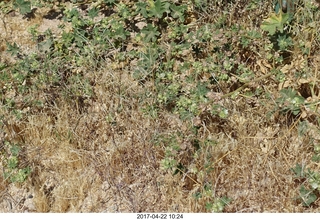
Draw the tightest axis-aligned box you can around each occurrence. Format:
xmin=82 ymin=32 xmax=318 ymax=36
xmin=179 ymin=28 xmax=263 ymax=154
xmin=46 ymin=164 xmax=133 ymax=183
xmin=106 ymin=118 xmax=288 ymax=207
xmin=1 ymin=0 xmax=320 ymax=213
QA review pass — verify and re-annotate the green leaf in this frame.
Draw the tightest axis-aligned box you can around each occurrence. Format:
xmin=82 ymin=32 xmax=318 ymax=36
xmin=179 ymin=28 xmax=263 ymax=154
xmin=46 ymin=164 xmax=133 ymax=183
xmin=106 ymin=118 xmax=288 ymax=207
xmin=170 ymin=4 xmax=187 ymax=22
xmin=103 ymin=0 xmax=116 ymax=6
xmin=88 ymin=7 xmax=99 ymax=19
xmin=308 ymin=171 xmax=320 ymax=191
xmin=211 ymin=197 xmax=231 ymax=213
xmin=6 ymin=42 xmax=20 ymax=56
xmin=10 ymin=144 xmax=20 ymax=157
xmin=194 ymin=83 xmax=208 ymax=97
xmin=141 ymin=24 xmax=160 ymax=42
xmin=205 ymin=202 xmax=213 ymax=211
xmin=15 ymin=167 xmax=31 ymax=182
xmin=277 ymin=35 xmax=293 ymax=50
xmin=218 ymin=108 xmax=229 ymax=119
xmin=290 ymin=164 xmax=304 ymax=178
xmin=148 ymin=0 xmax=170 ymax=19
xmin=193 ymin=191 xmax=202 ymax=200
xmin=312 ymin=154 xmax=320 ymax=162
xmin=116 ymin=3 xmax=131 ymax=19
xmin=38 ymin=38 xmax=53 ymax=53
xmin=8 ymin=157 xmax=18 ymax=169
xmin=299 ymin=186 xmax=317 ymax=206
xmin=14 ymin=0 xmax=31 ymax=15
xmin=136 ymin=1 xmax=148 ymax=18
xmin=261 ymin=13 xmax=289 ymax=35
xmin=161 ymin=157 xmax=177 ymax=170
xmin=297 ymin=121 xmax=308 ymax=136
xmin=178 ymin=109 xmax=194 ymax=120
xmin=277 ymin=88 xmax=305 ymax=115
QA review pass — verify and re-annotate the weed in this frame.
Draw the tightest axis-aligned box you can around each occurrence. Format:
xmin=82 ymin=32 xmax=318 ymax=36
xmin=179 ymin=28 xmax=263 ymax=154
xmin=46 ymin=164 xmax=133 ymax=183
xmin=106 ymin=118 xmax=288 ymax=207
xmin=276 ymin=88 xmax=305 ymax=115
xmin=1 ymin=0 xmax=320 ymax=213
xmin=1 ymin=141 xmax=31 ymax=183
xmin=13 ymin=0 xmax=32 ymax=15
xmin=291 ymin=164 xmax=320 ymax=207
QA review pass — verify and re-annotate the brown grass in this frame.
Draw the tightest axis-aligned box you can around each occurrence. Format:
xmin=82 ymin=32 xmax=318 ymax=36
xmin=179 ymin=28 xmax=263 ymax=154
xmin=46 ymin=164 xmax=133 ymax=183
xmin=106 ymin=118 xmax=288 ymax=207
xmin=1 ymin=0 xmax=320 ymax=213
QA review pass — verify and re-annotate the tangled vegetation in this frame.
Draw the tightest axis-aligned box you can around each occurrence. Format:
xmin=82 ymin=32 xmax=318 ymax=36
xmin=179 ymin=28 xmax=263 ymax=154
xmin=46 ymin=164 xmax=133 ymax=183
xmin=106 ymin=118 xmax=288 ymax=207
xmin=1 ymin=0 xmax=320 ymax=212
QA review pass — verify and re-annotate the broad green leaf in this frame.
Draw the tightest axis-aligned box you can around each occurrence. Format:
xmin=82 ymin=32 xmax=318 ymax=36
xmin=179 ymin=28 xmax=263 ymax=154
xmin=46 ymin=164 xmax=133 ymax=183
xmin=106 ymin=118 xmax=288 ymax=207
xmin=38 ymin=38 xmax=53 ymax=53
xmin=170 ymin=4 xmax=187 ymax=22
xmin=148 ymin=0 xmax=170 ymax=19
xmin=299 ymin=186 xmax=317 ymax=206
xmin=261 ymin=13 xmax=289 ymax=35
xmin=290 ymin=164 xmax=304 ymax=178
xmin=10 ymin=144 xmax=20 ymax=157
xmin=141 ymin=24 xmax=160 ymax=42
xmin=88 ymin=7 xmax=99 ymax=19
xmin=136 ymin=1 xmax=148 ymax=18
xmin=14 ymin=0 xmax=31 ymax=15
xmin=8 ymin=157 xmax=18 ymax=169
xmin=6 ymin=42 xmax=20 ymax=56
